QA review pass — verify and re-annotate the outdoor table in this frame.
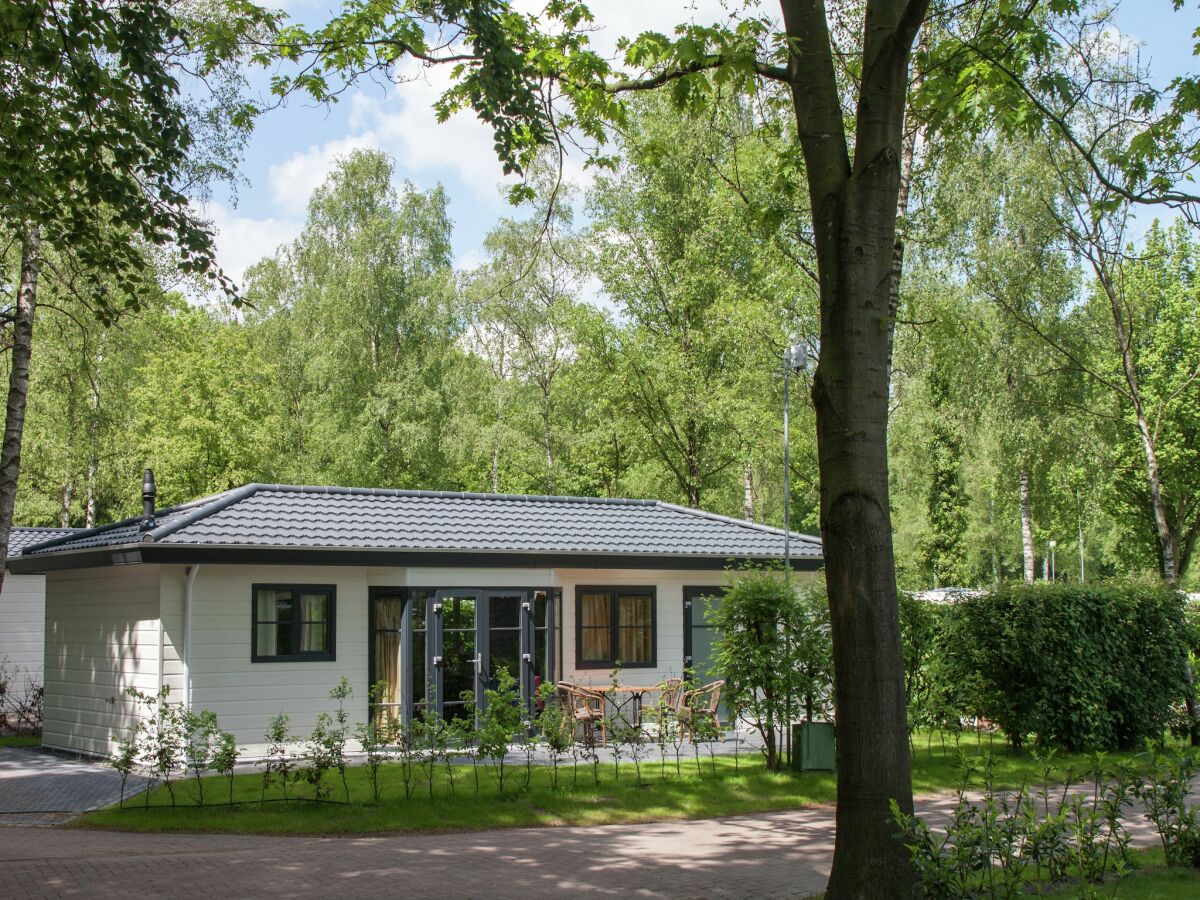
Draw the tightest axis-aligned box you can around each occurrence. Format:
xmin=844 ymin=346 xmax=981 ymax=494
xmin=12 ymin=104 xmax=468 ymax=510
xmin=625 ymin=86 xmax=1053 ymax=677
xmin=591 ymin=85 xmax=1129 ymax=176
xmin=581 ymin=684 xmax=659 ymax=726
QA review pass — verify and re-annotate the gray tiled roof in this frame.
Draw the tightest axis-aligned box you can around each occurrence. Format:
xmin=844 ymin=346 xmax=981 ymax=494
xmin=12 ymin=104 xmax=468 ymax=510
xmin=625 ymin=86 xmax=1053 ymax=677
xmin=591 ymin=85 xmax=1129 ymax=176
xmin=8 ymin=527 xmax=78 ymax=558
xmin=23 ymin=484 xmax=822 ymax=561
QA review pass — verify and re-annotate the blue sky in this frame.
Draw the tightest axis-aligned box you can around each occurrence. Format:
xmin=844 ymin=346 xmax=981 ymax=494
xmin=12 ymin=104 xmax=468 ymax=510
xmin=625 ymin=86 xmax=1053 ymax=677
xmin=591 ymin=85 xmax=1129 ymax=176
xmin=203 ymin=1 xmax=1198 ymax=292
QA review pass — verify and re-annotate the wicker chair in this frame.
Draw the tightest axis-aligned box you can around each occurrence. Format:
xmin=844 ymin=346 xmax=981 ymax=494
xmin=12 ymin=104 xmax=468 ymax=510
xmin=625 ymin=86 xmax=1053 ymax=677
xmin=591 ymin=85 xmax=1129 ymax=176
xmin=652 ymin=678 xmax=685 ymax=719
xmin=557 ymin=682 xmax=607 ymax=747
xmin=678 ymin=680 xmax=725 ymax=742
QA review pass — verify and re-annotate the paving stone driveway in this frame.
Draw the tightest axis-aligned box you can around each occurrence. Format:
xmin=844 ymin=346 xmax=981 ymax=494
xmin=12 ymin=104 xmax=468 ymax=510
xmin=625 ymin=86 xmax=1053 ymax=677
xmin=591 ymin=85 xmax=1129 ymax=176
xmin=0 ymin=748 xmax=146 ymax=826
xmin=0 ymin=806 xmax=842 ymax=899
xmin=0 ymin=779 xmax=1189 ymax=899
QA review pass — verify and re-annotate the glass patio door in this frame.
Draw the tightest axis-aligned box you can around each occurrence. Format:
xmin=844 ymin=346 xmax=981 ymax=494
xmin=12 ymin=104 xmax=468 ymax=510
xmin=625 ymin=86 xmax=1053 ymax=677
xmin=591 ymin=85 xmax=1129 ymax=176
xmin=372 ymin=587 xmax=558 ymax=724
xmin=432 ymin=591 xmax=480 ymax=722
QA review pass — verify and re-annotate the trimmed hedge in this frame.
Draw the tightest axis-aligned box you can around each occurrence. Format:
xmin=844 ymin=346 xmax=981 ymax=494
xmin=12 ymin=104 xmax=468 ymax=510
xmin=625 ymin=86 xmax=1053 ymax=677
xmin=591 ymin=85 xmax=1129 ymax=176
xmin=937 ymin=582 xmax=1190 ymax=752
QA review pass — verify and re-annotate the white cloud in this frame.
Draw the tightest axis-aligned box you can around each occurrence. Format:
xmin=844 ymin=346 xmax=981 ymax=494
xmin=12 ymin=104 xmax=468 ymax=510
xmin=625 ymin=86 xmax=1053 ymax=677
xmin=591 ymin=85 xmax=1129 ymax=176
xmin=268 ymin=133 xmax=378 ymax=216
xmin=205 ymin=201 xmax=302 ymax=289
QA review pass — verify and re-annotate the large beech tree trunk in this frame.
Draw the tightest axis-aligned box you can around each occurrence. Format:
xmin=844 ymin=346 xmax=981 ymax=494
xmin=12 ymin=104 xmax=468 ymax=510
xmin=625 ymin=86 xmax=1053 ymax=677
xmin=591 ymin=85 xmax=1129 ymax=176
xmin=781 ymin=1 xmax=926 ymax=894
xmin=0 ymin=226 xmax=41 ymax=596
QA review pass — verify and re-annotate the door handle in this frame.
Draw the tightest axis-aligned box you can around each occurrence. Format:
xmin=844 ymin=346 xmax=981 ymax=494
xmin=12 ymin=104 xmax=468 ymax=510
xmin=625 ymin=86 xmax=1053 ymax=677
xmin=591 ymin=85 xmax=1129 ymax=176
xmin=474 ymin=653 xmax=483 ymax=675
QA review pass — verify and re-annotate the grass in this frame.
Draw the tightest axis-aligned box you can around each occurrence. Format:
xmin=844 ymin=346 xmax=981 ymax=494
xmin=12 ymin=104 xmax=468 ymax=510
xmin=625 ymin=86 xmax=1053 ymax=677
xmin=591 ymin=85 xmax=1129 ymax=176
xmin=0 ymin=734 xmax=39 ymax=748
xmin=77 ymin=730 xmax=1177 ymax=836
xmin=1045 ymin=848 xmax=1200 ymax=897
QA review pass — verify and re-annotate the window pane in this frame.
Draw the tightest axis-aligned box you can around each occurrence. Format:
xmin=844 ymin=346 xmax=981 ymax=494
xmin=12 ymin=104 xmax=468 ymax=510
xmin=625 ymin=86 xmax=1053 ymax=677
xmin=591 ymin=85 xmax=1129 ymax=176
xmin=302 ymin=623 xmax=327 ymax=653
xmin=374 ymin=631 xmax=402 ymax=704
xmin=489 ymin=595 xmax=521 ymax=628
xmin=411 ymin=591 xmax=428 ymax=630
xmin=489 ymin=630 xmax=520 ymax=681
xmin=374 ymin=596 xmax=403 ymax=632
xmin=618 ymin=595 xmax=653 ymax=663
xmin=301 ymin=592 xmax=329 ymax=623
xmin=257 ymin=622 xmax=277 ymax=656
xmin=618 ymin=594 xmax=652 ymax=627
xmin=619 ymin=626 xmax=652 ymax=663
xmin=275 ymin=623 xmax=293 ymax=656
xmin=411 ymin=629 xmax=426 ymax=708
xmin=580 ymin=593 xmax=610 ymax=628
xmin=581 ymin=627 xmax=610 ymax=662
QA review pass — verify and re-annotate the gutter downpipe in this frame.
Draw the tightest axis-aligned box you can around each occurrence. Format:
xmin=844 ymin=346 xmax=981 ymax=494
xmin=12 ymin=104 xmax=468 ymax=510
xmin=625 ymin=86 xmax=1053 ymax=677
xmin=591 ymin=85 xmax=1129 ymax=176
xmin=184 ymin=565 xmax=200 ymax=708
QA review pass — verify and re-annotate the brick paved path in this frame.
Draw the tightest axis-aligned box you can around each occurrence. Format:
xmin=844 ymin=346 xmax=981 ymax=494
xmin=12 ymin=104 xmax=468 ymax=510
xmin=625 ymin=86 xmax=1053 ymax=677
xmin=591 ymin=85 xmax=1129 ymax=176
xmin=0 ymin=781 xmax=1188 ymax=899
xmin=0 ymin=749 xmax=147 ymax=826
xmin=0 ymin=808 xmax=839 ymax=899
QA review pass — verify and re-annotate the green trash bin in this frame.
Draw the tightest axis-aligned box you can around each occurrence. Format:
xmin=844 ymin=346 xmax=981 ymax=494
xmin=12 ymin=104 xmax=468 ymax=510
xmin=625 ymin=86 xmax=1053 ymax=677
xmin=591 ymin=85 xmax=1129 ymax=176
xmin=792 ymin=721 xmax=836 ymax=772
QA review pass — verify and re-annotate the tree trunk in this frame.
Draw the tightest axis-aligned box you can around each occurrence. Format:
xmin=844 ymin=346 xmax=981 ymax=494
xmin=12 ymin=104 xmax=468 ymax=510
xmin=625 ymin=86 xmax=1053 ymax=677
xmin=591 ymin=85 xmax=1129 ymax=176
xmin=59 ymin=482 xmax=72 ymax=528
xmin=1098 ymin=269 xmax=1179 ymax=582
xmin=0 ymin=226 xmax=41 ymax=595
xmin=1076 ymin=492 xmax=1086 ymax=584
xmin=780 ymin=2 xmax=926 ymax=893
xmin=743 ymin=463 xmax=755 ymax=522
xmin=1093 ymin=266 xmax=1198 ymax=741
xmin=85 ymin=359 xmax=101 ymax=528
xmin=1020 ymin=469 xmax=1035 ymax=584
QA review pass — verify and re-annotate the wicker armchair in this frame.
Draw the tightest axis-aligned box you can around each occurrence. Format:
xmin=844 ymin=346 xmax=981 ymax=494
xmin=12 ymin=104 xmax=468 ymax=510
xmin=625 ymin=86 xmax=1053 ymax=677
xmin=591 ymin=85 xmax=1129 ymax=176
xmin=678 ymin=680 xmax=725 ymax=741
xmin=652 ymin=678 xmax=685 ymax=719
xmin=557 ymin=682 xmax=607 ymax=747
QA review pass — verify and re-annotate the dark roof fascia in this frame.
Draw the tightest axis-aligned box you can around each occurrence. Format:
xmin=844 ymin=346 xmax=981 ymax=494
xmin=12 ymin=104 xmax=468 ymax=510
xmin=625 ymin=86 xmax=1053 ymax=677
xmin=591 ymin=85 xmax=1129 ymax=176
xmin=10 ymin=542 xmax=825 ymax=574
xmin=7 ymin=545 xmax=147 ymax=574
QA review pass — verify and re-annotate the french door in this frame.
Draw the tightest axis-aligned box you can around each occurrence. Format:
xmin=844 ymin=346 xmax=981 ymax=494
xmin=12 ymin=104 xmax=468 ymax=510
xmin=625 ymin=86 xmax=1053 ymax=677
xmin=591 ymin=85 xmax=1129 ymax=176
xmin=371 ymin=587 xmax=556 ymax=724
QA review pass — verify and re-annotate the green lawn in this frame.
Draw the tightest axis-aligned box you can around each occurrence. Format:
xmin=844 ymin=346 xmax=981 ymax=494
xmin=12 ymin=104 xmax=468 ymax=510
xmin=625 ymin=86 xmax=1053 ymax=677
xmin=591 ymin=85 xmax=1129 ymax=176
xmin=77 ymin=731 xmax=1171 ymax=836
xmin=0 ymin=734 xmax=39 ymax=748
xmin=1047 ymin=849 xmax=1200 ymax=897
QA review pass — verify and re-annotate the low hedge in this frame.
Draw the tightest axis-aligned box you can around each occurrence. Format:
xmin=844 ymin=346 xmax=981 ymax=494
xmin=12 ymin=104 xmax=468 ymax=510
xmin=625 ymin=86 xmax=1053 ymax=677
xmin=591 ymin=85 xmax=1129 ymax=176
xmin=935 ymin=581 xmax=1190 ymax=752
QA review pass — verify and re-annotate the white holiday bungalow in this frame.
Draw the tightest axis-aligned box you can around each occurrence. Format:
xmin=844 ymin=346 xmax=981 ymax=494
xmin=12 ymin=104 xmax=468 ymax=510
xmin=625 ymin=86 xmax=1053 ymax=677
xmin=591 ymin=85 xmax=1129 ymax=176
xmin=10 ymin=475 xmax=822 ymax=757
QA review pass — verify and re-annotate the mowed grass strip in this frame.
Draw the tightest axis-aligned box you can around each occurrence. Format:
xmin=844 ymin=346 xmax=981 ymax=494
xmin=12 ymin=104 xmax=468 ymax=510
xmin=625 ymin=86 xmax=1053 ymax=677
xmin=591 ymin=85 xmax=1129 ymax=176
xmin=0 ymin=735 xmax=40 ymax=748
xmin=76 ymin=732 xmax=1172 ymax=836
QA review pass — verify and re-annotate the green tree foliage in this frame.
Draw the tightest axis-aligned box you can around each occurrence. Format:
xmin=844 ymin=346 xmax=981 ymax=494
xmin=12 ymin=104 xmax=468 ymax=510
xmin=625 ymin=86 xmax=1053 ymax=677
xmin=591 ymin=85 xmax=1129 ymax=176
xmin=580 ymin=93 xmax=814 ymax=514
xmin=1084 ymin=221 xmax=1200 ymax=580
xmin=244 ymin=150 xmax=463 ymax=489
xmin=0 ymin=0 xmax=272 ymax=302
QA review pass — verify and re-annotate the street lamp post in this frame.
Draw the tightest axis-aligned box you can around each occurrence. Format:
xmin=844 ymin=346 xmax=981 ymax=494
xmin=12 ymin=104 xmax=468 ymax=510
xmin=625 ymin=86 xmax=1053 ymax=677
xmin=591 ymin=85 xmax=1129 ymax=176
xmin=783 ymin=341 xmax=809 ymax=586
xmin=782 ymin=341 xmax=808 ymax=767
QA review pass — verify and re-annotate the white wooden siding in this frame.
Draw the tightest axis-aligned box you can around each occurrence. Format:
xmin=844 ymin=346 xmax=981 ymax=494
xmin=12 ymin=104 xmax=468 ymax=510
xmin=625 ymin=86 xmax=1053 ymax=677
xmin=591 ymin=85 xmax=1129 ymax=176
xmin=42 ymin=566 xmax=163 ymax=756
xmin=182 ymin=564 xmax=372 ymax=756
xmin=0 ymin=573 xmax=46 ymax=686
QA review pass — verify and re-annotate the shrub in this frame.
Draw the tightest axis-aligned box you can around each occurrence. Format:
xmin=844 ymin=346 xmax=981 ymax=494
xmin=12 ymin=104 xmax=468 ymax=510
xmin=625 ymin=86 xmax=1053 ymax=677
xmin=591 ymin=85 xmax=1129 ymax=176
xmin=535 ymin=682 xmax=571 ymax=790
xmin=939 ymin=581 xmax=1190 ymax=751
xmin=127 ymin=686 xmax=187 ymax=807
xmin=708 ymin=569 xmax=832 ymax=770
xmin=892 ymin=752 xmax=1137 ymax=897
xmin=899 ymin=592 xmax=957 ymax=732
xmin=478 ymin=666 xmax=522 ymax=794
xmin=210 ymin=729 xmax=241 ymax=804
xmin=356 ymin=681 xmax=395 ymax=803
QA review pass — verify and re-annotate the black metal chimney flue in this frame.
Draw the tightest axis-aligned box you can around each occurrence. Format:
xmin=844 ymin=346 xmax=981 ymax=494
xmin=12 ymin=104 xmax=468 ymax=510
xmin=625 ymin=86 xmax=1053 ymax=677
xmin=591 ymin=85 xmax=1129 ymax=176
xmin=142 ymin=469 xmax=156 ymax=522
